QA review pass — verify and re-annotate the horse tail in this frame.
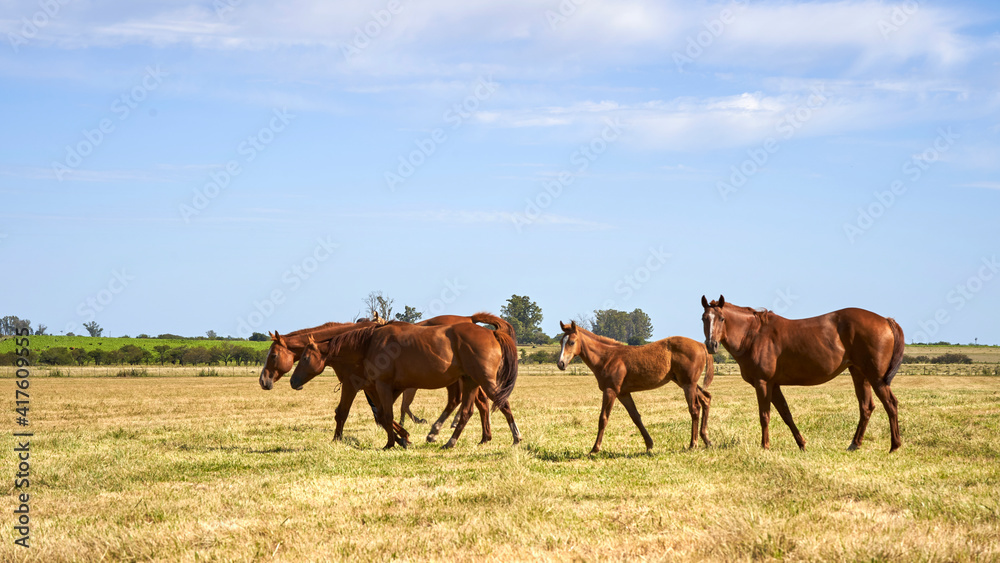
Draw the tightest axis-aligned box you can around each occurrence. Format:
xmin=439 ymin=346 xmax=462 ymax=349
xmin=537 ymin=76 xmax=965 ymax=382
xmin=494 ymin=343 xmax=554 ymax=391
xmin=883 ymin=317 xmax=905 ymax=386
xmin=703 ymin=348 xmax=715 ymax=388
xmin=472 ymin=312 xmax=519 ymax=410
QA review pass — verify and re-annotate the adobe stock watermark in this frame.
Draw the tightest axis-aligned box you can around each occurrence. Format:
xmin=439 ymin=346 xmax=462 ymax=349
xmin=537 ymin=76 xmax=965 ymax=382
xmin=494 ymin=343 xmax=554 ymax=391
xmin=878 ymin=0 xmax=919 ymax=40
xmin=7 ymin=0 xmax=73 ymax=53
xmin=911 ymin=255 xmax=998 ymax=343
xmin=843 ymin=127 xmax=958 ymax=243
xmin=511 ymin=117 xmax=623 ymax=232
xmin=717 ymin=85 xmax=830 ymax=202
xmin=179 ymin=107 xmax=294 ymax=222
xmin=422 ymin=278 xmax=467 ymax=317
xmin=341 ymin=0 xmax=408 ymax=60
xmin=63 ymin=268 xmax=136 ymax=335
xmin=673 ymin=0 xmax=749 ymax=71
xmin=384 ymin=75 xmax=497 ymax=192
xmin=544 ymin=0 xmax=588 ymax=29
xmin=595 ymin=246 xmax=671 ymax=310
xmin=51 ymin=65 xmax=167 ymax=181
xmin=213 ymin=0 xmax=242 ymax=20
xmin=235 ymin=236 xmax=339 ymax=338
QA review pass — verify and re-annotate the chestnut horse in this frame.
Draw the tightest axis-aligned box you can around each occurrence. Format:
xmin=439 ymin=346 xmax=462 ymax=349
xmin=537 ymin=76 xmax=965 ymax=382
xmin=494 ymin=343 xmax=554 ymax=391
xmin=258 ymin=315 xmax=510 ymax=444
xmin=290 ymin=314 xmax=520 ymax=449
xmin=257 ymin=320 xmax=417 ymax=444
xmin=701 ymin=295 xmax=904 ymax=452
xmin=557 ymin=321 xmax=714 ymax=453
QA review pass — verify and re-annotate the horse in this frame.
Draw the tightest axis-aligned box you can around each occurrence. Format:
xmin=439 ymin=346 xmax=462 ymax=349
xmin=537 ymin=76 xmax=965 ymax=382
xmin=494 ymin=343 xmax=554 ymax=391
xmin=258 ymin=314 xmax=514 ymax=445
xmin=257 ymin=320 xmax=414 ymax=444
xmin=701 ymin=295 xmax=904 ymax=452
xmin=289 ymin=314 xmax=520 ymax=449
xmin=556 ymin=321 xmax=714 ymax=453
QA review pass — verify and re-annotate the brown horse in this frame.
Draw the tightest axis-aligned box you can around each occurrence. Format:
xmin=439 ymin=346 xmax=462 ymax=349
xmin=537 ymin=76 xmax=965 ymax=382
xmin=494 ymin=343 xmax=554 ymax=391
xmin=259 ymin=314 xmax=511 ymax=444
xmin=257 ymin=320 xmax=417 ymax=444
xmin=557 ymin=321 xmax=714 ymax=453
xmin=701 ymin=295 xmax=904 ymax=452
xmin=290 ymin=314 xmax=520 ymax=449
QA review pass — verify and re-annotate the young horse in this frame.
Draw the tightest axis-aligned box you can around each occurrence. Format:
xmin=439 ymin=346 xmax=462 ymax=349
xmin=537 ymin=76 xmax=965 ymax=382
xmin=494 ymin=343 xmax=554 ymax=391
xmin=290 ymin=315 xmax=521 ymax=449
xmin=557 ymin=321 xmax=714 ymax=453
xmin=701 ymin=295 xmax=904 ymax=452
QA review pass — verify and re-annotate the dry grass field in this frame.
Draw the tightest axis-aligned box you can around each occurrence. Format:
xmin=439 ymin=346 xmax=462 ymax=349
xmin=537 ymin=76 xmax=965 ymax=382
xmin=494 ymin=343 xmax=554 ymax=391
xmin=2 ymin=369 xmax=999 ymax=562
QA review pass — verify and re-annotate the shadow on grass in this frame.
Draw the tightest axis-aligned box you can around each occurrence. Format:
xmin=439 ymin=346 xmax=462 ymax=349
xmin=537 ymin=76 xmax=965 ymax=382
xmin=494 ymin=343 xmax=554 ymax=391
xmin=522 ymin=443 xmax=656 ymax=462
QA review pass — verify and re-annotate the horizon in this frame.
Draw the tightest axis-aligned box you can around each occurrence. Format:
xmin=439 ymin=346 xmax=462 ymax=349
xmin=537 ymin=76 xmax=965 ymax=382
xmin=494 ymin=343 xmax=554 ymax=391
xmin=3 ymin=1 xmax=999 ymax=345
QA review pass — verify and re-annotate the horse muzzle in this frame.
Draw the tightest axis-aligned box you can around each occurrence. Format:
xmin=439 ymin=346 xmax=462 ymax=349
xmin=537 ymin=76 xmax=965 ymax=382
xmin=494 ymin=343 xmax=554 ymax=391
xmin=556 ymin=360 xmax=566 ymax=370
xmin=705 ymin=340 xmax=719 ymax=354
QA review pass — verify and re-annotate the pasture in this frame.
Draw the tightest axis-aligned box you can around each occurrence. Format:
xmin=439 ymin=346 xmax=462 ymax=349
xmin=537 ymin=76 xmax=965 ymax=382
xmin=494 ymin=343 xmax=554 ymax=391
xmin=2 ymin=369 xmax=999 ymax=562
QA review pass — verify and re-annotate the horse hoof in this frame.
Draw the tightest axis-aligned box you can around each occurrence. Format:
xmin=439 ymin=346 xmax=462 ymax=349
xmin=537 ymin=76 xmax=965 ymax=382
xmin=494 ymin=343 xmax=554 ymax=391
xmin=442 ymin=440 xmax=456 ymax=449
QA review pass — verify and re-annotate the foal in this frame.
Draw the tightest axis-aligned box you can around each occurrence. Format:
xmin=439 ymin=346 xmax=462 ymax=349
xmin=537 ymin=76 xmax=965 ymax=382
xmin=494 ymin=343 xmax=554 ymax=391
xmin=557 ymin=321 xmax=714 ymax=453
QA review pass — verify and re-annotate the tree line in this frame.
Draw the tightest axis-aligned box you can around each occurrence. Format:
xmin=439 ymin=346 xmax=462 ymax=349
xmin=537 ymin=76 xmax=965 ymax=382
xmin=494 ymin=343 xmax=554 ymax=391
xmin=0 ymin=343 xmax=267 ymax=367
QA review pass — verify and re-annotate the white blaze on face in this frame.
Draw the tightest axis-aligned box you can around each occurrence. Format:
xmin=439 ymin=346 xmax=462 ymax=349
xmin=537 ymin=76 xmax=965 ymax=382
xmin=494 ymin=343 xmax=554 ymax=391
xmin=559 ymin=333 xmax=570 ymax=365
xmin=707 ymin=310 xmax=716 ymax=342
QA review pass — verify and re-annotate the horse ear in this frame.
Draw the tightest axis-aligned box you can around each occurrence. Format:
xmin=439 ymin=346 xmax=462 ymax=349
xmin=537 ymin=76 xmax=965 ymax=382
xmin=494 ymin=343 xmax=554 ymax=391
xmin=570 ymin=320 xmax=577 ymax=330
xmin=559 ymin=321 xmax=568 ymax=331
xmin=701 ymin=295 xmax=709 ymax=308
xmin=719 ymin=295 xmax=726 ymax=307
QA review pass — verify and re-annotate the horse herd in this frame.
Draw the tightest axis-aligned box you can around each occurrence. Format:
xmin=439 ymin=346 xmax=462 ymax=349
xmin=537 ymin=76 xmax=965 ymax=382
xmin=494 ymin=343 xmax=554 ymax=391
xmin=258 ymin=295 xmax=905 ymax=453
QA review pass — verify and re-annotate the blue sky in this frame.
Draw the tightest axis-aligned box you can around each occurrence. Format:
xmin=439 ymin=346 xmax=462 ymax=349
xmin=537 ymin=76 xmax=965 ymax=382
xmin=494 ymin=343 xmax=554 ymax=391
xmin=2 ymin=0 xmax=999 ymax=344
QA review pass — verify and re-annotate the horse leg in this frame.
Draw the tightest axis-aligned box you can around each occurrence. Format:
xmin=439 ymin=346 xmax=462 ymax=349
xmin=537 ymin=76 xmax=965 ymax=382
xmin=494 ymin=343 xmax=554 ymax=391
xmin=771 ymin=385 xmax=806 ymax=450
xmin=617 ymin=392 xmax=654 ymax=452
xmin=333 ymin=385 xmax=359 ymax=441
xmin=375 ymin=381 xmax=398 ymax=450
xmin=697 ymin=385 xmax=713 ymax=447
xmin=427 ymin=383 xmax=461 ymax=443
xmin=870 ymin=380 xmax=902 ymax=452
xmin=592 ymin=387 xmax=618 ymax=454
xmin=847 ymin=368 xmax=875 ymax=451
xmin=474 ymin=388 xmax=492 ymax=445
xmin=495 ymin=400 xmax=522 ymax=445
xmin=443 ymin=378 xmax=479 ymax=449
xmin=681 ymin=385 xmax=701 ymax=449
xmin=753 ymin=382 xmax=772 ymax=449
xmin=399 ymin=388 xmax=425 ymax=426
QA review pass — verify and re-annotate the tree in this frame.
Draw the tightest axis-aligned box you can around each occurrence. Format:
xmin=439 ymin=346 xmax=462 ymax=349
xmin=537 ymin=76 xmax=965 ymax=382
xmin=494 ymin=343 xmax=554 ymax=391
xmin=0 ymin=316 xmax=31 ymax=335
xmin=248 ymin=332 xmax=269 ymax=342
xmin=206 ymin=330 xmax=218 ymax=339
xmin=394 ymin=305 xmax=423 ymax=323
xmin=153 ymin=345 xmax=171 ymax=365
xmin=364 ymin=291 xmax=394 ymax=320
xmin=35 ymin=324 xmax=48 ymax=335
xmin=592 ymin=308 xmax=654 ymax=345
xmin=71 ymin=347 xmax=88 ymax=366
xmin=501 ymin=295 xmax=543 ymax=338
xmin=88 ymin=349 xmax=108 ymax=365
xmin=83 ymin=321 xmax=103 ymax=337
xmin=119 ymin=344 xmax=146 ymax=365
xmin=182 ymin=347 xmax=212 ymax=365
xmin=39 ymin=347 xmax=74 ymax=365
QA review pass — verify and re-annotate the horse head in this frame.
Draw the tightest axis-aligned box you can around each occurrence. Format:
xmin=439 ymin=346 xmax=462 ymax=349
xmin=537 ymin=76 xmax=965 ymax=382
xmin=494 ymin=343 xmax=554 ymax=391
xmin=259 ymin=331 xmax=295 ymax=390
xmin=289 ymin=335 xmax=328 ymax=391
xmin=557 ymin=320 xmax=580 ymax=370
xmin=701 ymin=295 xmax=726 ymax=353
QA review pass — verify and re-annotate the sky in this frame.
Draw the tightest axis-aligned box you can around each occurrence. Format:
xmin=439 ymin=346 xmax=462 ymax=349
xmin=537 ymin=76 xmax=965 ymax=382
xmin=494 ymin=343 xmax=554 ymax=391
xmin=2 ymin=0 xmax=999 ymax=345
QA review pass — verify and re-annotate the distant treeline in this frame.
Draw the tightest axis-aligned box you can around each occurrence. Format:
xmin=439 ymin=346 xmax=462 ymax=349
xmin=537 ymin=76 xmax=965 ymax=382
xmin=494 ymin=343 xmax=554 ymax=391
xmin=902 ymin=353 xmax=973 ymax=364
xmin=0 ymin=343 xmax=267 ymax=367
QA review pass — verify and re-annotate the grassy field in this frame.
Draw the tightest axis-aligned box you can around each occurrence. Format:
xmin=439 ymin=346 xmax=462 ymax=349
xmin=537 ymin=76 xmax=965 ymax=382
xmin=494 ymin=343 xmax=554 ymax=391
xmin=2 ymin=369 xmax=999 ymax=562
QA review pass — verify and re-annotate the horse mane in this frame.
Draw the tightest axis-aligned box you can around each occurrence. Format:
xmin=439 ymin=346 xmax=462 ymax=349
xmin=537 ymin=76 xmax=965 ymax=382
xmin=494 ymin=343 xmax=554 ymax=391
xmin=577 ymin=326 xmax=626 ymax=347
xmin=723 ymin=303 xmax=771 ymax=326
xmin=325 ymin=323 xmax=378 ymax=357
xmin=283 ymin=321 xmax=347 ymax=337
